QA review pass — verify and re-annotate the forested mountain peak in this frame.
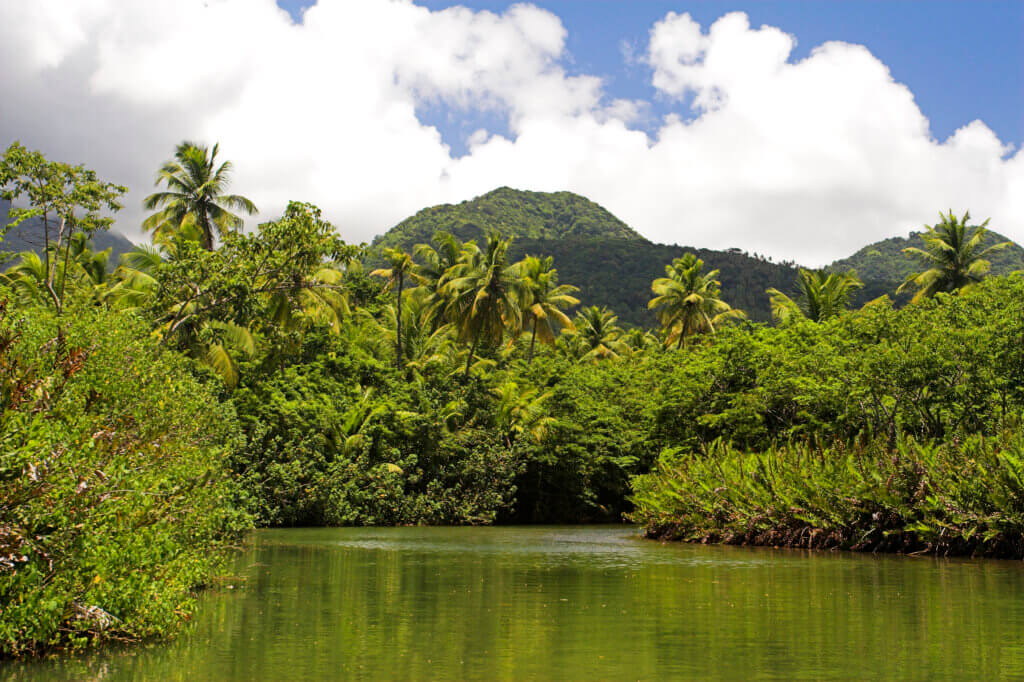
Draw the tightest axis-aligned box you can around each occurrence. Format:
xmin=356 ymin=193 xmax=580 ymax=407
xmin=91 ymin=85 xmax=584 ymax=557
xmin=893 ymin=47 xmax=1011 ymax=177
xmin=374 ymin=187 xmax=645 ymax=249
xmin=830 ymin=229 xmax=1024 ymax=281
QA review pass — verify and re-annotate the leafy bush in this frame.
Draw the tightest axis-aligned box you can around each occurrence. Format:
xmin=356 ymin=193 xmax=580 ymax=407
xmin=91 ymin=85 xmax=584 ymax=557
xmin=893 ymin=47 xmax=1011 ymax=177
xmin=0 ymin=300 xmax=247 ymax=657
xmin=230 ymin=329 xmax=522 ymax=526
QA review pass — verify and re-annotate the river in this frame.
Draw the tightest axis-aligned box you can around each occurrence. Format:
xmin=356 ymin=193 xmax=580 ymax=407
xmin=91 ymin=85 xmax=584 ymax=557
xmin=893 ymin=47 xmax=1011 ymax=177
xmin=5 ymin=526 xmax=1024 ymax=680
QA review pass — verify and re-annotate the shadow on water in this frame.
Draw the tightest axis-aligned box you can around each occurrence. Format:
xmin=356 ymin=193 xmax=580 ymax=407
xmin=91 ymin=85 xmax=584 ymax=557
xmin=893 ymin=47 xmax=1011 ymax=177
xmin=6 ymin=525 xmax=1024 ymax=681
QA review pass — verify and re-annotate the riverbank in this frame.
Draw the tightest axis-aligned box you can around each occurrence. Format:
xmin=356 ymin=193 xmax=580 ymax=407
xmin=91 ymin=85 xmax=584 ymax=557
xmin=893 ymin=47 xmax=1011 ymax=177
xmin=630 ymin=434 xmax=1024 ymax=559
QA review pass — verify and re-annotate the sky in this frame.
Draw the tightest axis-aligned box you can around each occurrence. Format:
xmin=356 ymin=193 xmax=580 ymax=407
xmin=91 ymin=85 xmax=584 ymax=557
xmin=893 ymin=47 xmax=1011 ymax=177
xmin=0 ymin=0 xmax=1021 ymax=265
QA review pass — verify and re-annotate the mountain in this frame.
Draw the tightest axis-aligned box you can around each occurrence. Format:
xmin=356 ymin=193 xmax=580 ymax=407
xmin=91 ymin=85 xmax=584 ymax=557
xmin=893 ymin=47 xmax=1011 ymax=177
xmin=830 ymin=229 xmax=1024 ymax=282
xmin=374 ymin=188 xmax=801 ymax=326
xmin=374 ymin=187 xmax=644 ymax=249
xmin=0 ymin=199 xmax=136 ymax=263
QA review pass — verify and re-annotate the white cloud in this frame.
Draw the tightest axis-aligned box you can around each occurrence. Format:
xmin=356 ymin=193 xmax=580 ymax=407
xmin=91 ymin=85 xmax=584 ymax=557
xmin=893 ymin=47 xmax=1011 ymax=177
xmin=0 ymin=1 xmax=1019 ymax=265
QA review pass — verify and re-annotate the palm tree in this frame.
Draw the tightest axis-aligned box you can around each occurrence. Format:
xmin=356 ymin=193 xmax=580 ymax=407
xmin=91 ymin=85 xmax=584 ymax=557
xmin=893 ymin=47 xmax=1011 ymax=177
xmin=518 ymin=255 xmax=579 ymax=364
xmin=143 ymin=141 xmax=257 ymax=250
xmin=362 ymin=287 xmax=457 ymax=374
xmin=412 ymin=231 xmax=464 ymax=326
xmin=371 ymin=247 xmax=416 ymax=368
xmin=443 ymin=233 xmax=523 ymax=377
xmin=897 ymin=211 xmax=1009 ymax=303
xmin=623 ymin=327 xmax=660 ymax=352
xmin=492 ymin=380 xmax=556 ymax=448
xmin=0 ymin=236 xmax=115 ymax=308
xmin=648 ymin=253 xmax=745 ymax=349
xmin=1 ymin=251 xmax=52 ymax=307
xmin=266 ymin=265 xmax=349 ymax=335
xmin=566 ymin=305 xmax=631 ymax=362
xmin=767 ymin=268 xmax=863 ymax=323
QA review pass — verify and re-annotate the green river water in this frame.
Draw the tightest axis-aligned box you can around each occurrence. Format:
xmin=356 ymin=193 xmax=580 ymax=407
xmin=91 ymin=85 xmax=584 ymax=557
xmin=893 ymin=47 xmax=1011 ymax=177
xmin=5 ymin=525 xmax=1024 ymax=681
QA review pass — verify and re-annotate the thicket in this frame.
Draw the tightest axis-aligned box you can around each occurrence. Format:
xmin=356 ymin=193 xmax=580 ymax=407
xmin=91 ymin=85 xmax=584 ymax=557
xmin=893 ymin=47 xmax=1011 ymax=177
xmin=0 ymin=303 xmax=247 ymax=656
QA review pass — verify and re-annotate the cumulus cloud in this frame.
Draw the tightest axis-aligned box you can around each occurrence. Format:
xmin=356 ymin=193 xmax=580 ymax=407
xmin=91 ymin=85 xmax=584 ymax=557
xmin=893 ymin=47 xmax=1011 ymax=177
xmin=0 ymin=1 xmax=1019 ymax=265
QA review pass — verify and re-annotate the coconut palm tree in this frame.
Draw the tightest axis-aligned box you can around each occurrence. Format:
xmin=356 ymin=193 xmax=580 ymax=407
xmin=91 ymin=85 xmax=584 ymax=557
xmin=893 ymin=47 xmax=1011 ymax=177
xmin=623 ymin=327 xmax=660 ymax=352
xmin=566 ymin=305 xmax=631 ymax=362
xmin=0 ymin=251 xmax=52 ymax=307
xmin=371 ymin=247 xmax=416 ymax=368
xmin=648 ymin=253 xmax=745 ymax=349
xmin=142 ymin=141 xmax=257 ymax=250
xmin=412 ymin=231 xmax=464 ymax=326
xmin=767 ymin=268 xmax=863 ymax=323
xmin=266 ymin=265 xmax=349 ymax=336
xmin=897 ymin=211 xmax=1009 ymax=303
xmin=363 ymin=287 xmax=457 ymax=374
xmin=443 ymin=233 xmax=523 ymax=377
xmin=492 ymin=380 xmax=557 ymax=448
xmin=518 ymin=255 xmax=579 ymax=364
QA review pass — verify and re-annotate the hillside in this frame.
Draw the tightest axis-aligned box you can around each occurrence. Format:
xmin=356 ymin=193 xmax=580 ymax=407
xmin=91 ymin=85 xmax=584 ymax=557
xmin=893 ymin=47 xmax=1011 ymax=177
xmin=374 ymin=187 xmax=643 ymax=249
xmin=1 ymin=199 xmax=135 ymax=262
xmin=374 ymin=188 xmax=802 ymax=325
xmin=830 ymin=229 xmax=1024 ymax=281
xmin=507 ymin=238 xmax=799 ymax=326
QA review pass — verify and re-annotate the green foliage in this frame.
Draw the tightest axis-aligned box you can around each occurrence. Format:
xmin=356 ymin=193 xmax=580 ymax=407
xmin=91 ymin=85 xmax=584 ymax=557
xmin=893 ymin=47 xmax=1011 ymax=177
xmin=648 ymin=277 xmax=1024 ymax=450
xmin=632 ymin=276 xmax=1024 ymax=553
xmin=228 ymin=329 xmax=522 ymax=527
xmin=506 ymin=355 xmax=658 ymax=523
xmin=0 ymin=300 xmax=247 ymax=657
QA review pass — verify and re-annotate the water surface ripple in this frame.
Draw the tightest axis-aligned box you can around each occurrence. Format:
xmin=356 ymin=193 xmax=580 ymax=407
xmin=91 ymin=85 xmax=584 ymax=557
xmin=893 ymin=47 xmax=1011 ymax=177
xmin=5 ymin=525 xmax=1024 ymax=681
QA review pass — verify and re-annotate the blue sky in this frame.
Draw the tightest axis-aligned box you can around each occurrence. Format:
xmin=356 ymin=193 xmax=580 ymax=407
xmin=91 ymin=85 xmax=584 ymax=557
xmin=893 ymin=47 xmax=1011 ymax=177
xmin=278 ymin=0 xmax=1024 ymax=155
xmin=4 ymin=0 xmax=1021 ymax=262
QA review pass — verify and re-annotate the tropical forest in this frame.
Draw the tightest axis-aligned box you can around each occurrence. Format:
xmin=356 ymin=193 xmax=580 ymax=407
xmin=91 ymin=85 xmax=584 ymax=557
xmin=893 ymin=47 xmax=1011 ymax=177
xmin=2 ymin=129 xmax=1024 ymax=679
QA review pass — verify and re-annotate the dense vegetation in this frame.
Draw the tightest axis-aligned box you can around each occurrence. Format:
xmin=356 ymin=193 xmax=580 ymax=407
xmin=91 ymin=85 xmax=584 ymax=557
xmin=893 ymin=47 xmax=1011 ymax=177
xmin=3 ymin=139 xmax=1022 ymax=657
xmin=0 ymin=303 xmax=247 ymax=656
xmin=631 ymin=275 xmax=1024 ymax=555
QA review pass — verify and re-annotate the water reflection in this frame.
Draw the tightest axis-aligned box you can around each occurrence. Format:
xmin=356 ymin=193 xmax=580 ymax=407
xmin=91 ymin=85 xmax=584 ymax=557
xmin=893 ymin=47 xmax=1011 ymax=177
xmin=6 ymin=526 xmax=1024 ymax=681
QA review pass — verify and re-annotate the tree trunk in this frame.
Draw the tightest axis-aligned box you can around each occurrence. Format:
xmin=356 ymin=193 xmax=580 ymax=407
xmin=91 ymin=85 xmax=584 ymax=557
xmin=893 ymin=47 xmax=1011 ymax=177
xmin=464 ymin=327 xmax=482 ymax=378
xmin=200 ymin=207 xmax=214 ymax=251
xmin=56 ymin=221 xmax=77 ymax=316
xmin=395 ymin=273 xmax=404 ymax=369
xmin=527 ymin=317 xmax=538 ymax=365
xmin=44 ymin=214 xmax=65 ymax=315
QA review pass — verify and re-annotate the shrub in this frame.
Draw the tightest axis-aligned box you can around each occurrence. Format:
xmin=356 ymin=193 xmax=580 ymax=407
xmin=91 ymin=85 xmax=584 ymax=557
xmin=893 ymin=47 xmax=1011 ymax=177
xmin=0 ymin=300 xmax=248 ymax=657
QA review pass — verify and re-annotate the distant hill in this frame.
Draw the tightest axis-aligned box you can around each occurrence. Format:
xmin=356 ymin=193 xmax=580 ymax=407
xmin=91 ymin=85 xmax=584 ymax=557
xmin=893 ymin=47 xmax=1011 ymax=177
xmin=508 ymin=238 xmax=799 ymax=326
xmin=830 ymin=229 xmax=1024 ymax=282
xmin=374 ymin=188 xmax=802 ymax=326
xmin=374 ymin=187 xmax=644 ymax=249
xmin=0 ymin=199 xmax=136 ymax=263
